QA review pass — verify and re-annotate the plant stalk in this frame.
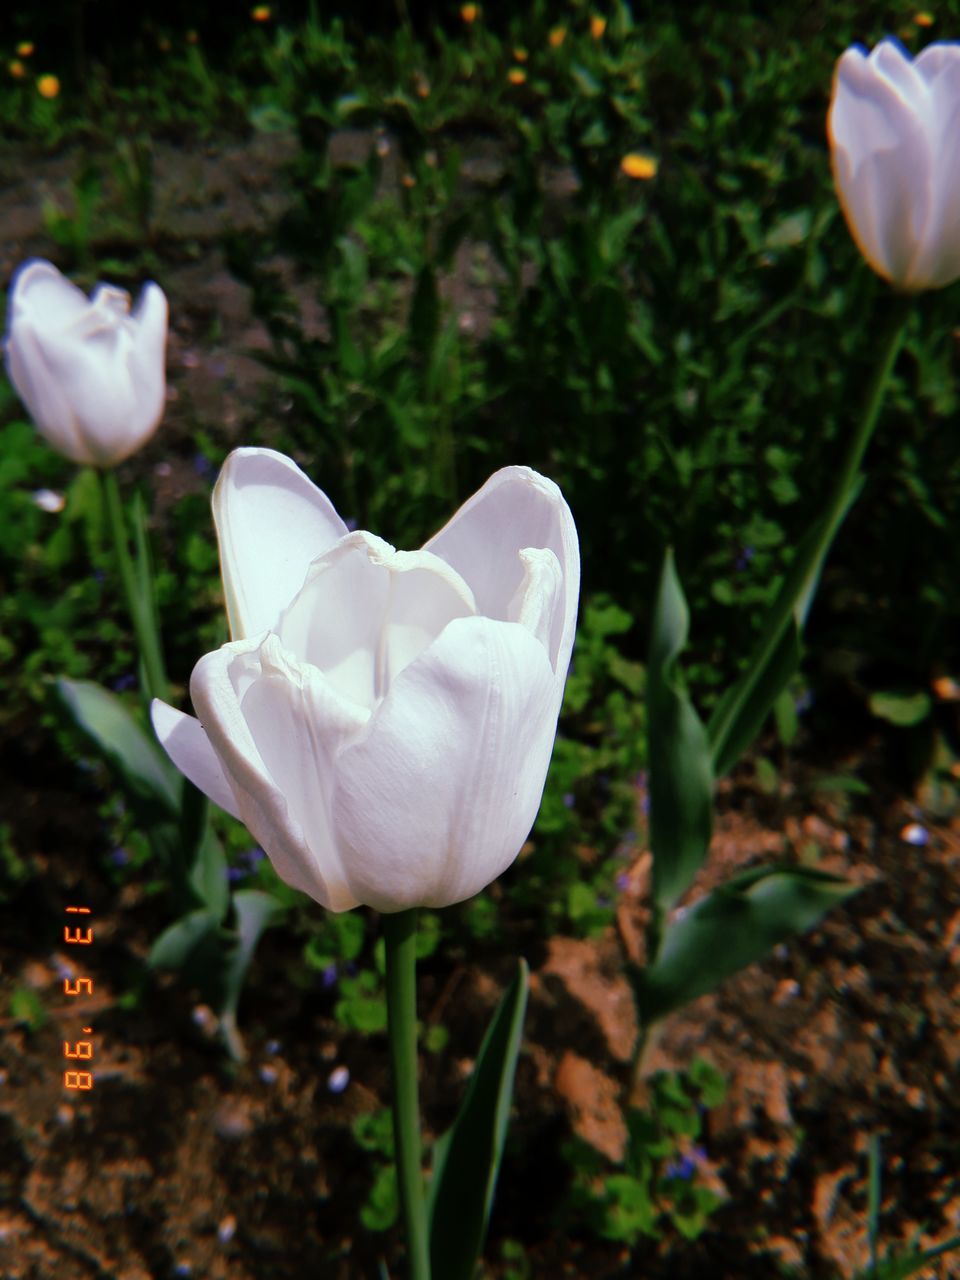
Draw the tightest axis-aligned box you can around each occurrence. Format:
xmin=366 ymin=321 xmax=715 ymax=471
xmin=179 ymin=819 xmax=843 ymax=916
xmin=99 ymin=467 xmax=169 ymax=704
xmin=383 ymin=909 xmax=430 ymax=1280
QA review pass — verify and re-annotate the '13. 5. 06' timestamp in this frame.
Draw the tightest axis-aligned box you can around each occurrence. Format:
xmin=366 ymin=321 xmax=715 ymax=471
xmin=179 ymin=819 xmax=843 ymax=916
xmin=63 ymin=905 xmax=95 ymax=1091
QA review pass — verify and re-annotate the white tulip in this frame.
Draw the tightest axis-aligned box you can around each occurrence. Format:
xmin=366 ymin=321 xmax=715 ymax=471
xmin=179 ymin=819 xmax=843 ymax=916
xmin=4 ymin=258 xmax=168 ymax=466
xmin=152 ymin=448 xmax=580 ymax=913
xmin=828 ymin=39 xmax=960 ymax=291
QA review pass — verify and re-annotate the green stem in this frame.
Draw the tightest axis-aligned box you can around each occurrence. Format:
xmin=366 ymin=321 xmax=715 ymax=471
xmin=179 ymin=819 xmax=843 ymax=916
xmin=383 ymin=909 xmax=430 ymax=1280
xmin=99 ymin=468 xmax=169 ymax=704
xmin=708 ymin=292 xmax=911 ymax=756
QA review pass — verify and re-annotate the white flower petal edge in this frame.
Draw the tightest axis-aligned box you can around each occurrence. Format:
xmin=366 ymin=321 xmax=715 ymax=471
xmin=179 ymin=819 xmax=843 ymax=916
xmin=212 ymin=448 xmax=348 ymax=641
xmin=150 ymin=699 xmax=242 ymax=821
xmin=828 ymin=39 xmax=960 ymax=291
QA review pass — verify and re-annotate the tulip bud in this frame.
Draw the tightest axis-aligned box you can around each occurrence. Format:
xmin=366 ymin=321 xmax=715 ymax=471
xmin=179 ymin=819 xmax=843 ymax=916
xmin=152 ymin=448 xmax=580 ymax=914
xmin=4 ymin=259 xmax=168 ymax=466
xmin=828 ymin=39 xmax=960 ymax=291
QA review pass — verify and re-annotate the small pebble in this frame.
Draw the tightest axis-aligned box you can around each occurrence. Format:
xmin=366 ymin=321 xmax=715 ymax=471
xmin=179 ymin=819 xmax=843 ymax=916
xmin=327 ymin=1065 xmax=350 ymax=1094
xmin=217 ymin=1213 xmax=237 ymax=1244
xmin=900 ymin=822 xmax=929 ymax=846
xmin=32 ymin=488 xmax=65 ymax=513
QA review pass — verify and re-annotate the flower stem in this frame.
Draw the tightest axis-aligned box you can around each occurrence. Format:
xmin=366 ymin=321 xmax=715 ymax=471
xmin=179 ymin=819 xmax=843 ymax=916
xmin=99 ymin=467 xmax=169 ymax=704
xmin=383 ymin=909 xmax=430 ymax=1280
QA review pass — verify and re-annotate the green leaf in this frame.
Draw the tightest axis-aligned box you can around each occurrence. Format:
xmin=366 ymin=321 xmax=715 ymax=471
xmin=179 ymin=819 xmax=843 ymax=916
xmin=189 ymin=829 xmax=229 ymax=923
xmin=868 ymin=690 xmax=931 ymax=727
xmin=57 ymin=678 xmax=180 ymax=814
xmin=860 ymin=1237 xmax=960 ymax=1280
xmin=221 ymin=890 xmax=286 ymax=1018
xmin=633 ymin=866 xmax=858 ymax=1023
xmin=148 ymin=909 xmax=219 ymax=970
xmin=428 ymin=959 xmax=529 ymax=1280
xmin=647 ymin=551 xmax=714 ymax=910
xmin=708 ymin=620 xmax=801 ymax=779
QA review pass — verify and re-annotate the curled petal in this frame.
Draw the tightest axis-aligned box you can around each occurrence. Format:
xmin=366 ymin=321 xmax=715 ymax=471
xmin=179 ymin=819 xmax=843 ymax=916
xmin=278 ymin=531 xmax=477 ymax=705
xmin=424 ymin=465 xmax=580 ymax=680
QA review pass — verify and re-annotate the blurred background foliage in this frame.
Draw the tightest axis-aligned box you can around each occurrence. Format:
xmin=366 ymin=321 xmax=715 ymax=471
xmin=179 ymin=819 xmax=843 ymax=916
xmin=3 ymin=1 xmax=960 ymax=932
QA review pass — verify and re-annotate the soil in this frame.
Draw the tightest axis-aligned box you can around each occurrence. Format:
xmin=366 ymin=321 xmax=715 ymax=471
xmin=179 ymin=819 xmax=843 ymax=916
xmin=0 ymin=134 xmax=958 ymax=1279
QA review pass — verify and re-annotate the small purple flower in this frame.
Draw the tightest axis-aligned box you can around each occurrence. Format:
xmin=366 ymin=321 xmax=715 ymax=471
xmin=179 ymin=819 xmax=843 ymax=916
xmin=111 ymin=672 xmax=137 ymax=693
xmin=322 ymin=964 xmax=339 ymax=989
xmin=563 ymin=792 xmax=575 ymax=809
xmin=243 ymin=847 xmax=265 ymax=868
xmin=193 ymin=453 xmax=216 ymax=482
xmin=265 ymin=1039 xmax=281 ymax=1055
xmin=109 ymin=847 xmax=130 ymax=866
xmin=735 ymin=546 xmax=756 ymax=571
xmin=227 ymin=866 xmax=246 ymax=884
xmin=92 ymin=569 xmax=106 ymax=583
xmin=665 ymin=1146 xmax=706 ymax=1180
xmin=795 ymin=689 xmax=814 ymax=715
xmin=615 ymin=871 xmax=631 ymax=893
xmin=344 ymin=517 xmax=358 ymax=532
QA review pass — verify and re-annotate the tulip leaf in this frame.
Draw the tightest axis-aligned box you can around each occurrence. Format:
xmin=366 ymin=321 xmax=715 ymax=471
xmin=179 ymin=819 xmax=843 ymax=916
xmin=189 ymin=828 xmax=229 ymax=924
xmin=221 ymin=890 xmax=286 ymax=1019
xmin=858 ymin=1237 xmax=960 ymax=1280
xmin=57 ymin=678 xmax=180 ymax=814
xmin=707 ymin=485 xmax=860 ymax=779
xmin=647 ymin=550 xmax=714 ymax=911
xmin=707 ymin=620 xmax=802 ymax=779
xmin=632 ymin=865 xmax=858 ymax=1024
xmin=428 ymin=958 xmax=529 ymax=1280
xmin=148 ymin=909 xmax=220 ymax=971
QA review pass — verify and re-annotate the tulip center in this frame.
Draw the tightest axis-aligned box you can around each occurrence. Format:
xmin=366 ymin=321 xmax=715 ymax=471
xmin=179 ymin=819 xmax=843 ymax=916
xmin=276 ymin=532 xmax=478 ymax=709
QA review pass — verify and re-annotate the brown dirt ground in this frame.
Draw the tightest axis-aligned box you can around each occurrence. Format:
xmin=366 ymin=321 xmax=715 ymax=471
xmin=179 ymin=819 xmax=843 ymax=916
xmin=0 ymin=134 xmax=958 ymax=1279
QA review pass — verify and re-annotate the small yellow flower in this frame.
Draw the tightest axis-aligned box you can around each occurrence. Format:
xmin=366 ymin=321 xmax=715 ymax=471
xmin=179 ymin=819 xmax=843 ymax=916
xmin=251 ymin=4 xmax=272 ymax=19
xmin=37 ymin=73 xmax=60 ymax=99
xmin=590 ymin=15 xmax=606 ymax=39
xmin=401 ymin=173 xmax=417 ymax=188
xmin=548 ymin=25 xmax=567 ymax=48
xmin=17 ymin=41 xmax=35 ymax=58
xmin=507 ymin=67 xmax=527 ymax=85
xmin=186 ymin=29 xmax=199 ymax=44
xmin=8 ymin=59 xmax=25 ymax=79
xmin=513 ymin=47 xmax=528 ymax=62
xmin=460 ymin=3 xmax=478 ymax=22
xmin=914 ymin=11 xmax=935 ymax=25
xmin=414 ymin=72 xmax=430 ymax=97
xmin=620 ymin=152 xmax=657 ymax=180
xmin=158 ymin=35 xmax=172 ymax=52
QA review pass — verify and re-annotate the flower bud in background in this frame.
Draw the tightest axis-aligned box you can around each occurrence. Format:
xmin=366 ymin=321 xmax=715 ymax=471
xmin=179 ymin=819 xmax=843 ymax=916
xmin=827 ymin=39 xmax=960 ymax=291
xmin=152 ymin=448 xmax=580 ymax=914
xmin=4 ymin=259 xmax=168 ymax=467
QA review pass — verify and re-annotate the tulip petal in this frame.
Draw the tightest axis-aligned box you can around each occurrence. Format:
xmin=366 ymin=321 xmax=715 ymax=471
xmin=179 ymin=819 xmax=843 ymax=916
xmin=278 ymin=531 xmax=477 ymax=706
xmin=912 ymin=45 xmax=960 ymax=287
xmin=150 ymin=699 xmax=242 ymax=820
xmin=190 ymin=634 xmax=365 ymax=912
xmin=829 ymin=44 xmax=934 ymax=287
xmin=5 ymin=318 xmax=89 ymax=463
xmin=423 ymin=466 xmax=580 ymax=678
xmin=332 ymin=615 xmax=558 ymax=912
xmin=213 ymin=448 xmax=349 ymax=640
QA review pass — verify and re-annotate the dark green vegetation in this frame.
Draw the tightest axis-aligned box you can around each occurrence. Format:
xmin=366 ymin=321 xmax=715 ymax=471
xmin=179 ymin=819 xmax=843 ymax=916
xmin=2 ymin=3 xmax=960 ymax=1277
